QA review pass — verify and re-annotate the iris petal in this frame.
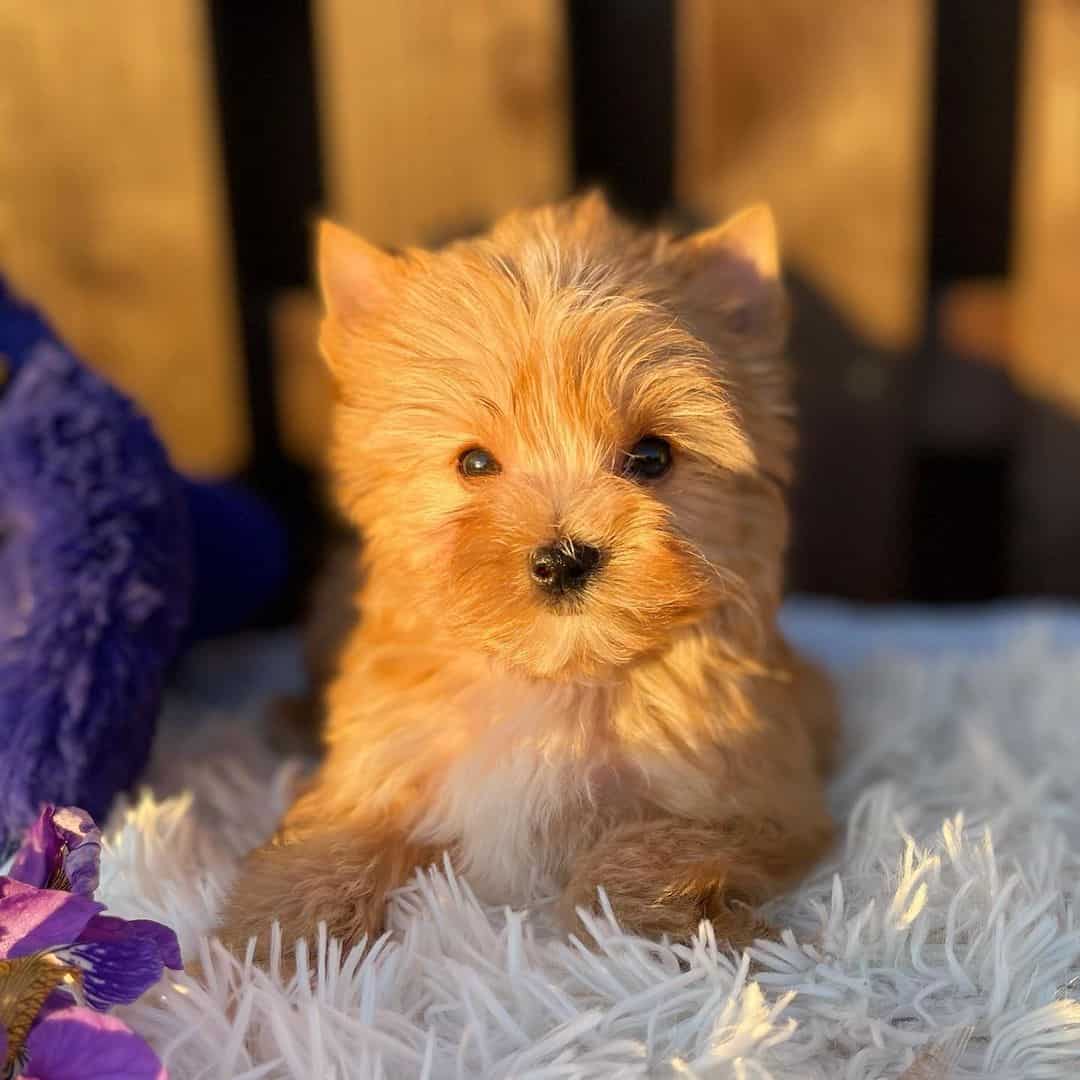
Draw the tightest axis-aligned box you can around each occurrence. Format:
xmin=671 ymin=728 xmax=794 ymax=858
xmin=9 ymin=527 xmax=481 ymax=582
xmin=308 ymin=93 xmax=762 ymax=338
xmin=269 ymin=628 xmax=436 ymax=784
xmin=0 ymin=955 xmax=80 ymax=1076
xmin=0 ymin=879 xmax=102 ymax=959
xmin=76 ymin=915 xmax=181 ymax=970
xmin=7 ymin=813 xmax=61 ymax=892
xmin=50 ymin=809 xmax=101 ymax=897
xmin=9 ymin=808 xmax=101 ymax=898
xmin=115 ymin=920 xmax=181 ymax=972
xmin=57 ymin=917 xmax=173 ymax=1010
xmin=21 ymin=1005 xmax=166 ymax=1080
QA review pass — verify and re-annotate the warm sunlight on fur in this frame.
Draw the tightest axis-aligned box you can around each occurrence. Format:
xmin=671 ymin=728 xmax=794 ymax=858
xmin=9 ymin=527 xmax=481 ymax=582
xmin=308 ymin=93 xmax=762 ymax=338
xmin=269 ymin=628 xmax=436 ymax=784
xmin=217 ymin=193 xmax=838 ymax=961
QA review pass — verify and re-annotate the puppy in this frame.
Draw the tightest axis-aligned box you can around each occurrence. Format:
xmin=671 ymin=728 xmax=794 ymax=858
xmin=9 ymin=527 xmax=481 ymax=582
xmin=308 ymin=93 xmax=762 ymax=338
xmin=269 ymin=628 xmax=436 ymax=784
xmin=217 ymin=193 xmax=837 ymax=960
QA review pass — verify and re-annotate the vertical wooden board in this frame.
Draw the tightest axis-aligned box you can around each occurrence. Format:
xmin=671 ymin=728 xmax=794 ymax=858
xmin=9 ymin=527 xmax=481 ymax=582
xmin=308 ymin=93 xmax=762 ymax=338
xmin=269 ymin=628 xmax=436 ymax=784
xmin=677 ymin=0 xmax=931 ymax=350
xmin=1008 ymin=2 xmax=1080 ymax=596
xmin=0 ymin=2 xmax=248 ymax=475
xmin=272 ymin=288 xmax=330 ymax=466
xmin=1012 ymin=0 xmax=1080 ymax=417
xmin=314 ymin=0 xmax=570 ymax=247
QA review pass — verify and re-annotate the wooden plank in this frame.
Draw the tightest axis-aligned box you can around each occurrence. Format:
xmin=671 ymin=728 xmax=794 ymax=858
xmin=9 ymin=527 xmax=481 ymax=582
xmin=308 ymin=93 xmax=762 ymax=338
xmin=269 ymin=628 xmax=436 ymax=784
xmin=931 ymin=2 xmax=1080 ymax=417
xmin=0 ymin=2 xmax=248 ymax=475
xmin=1011 ymin=0 xmax=1080 ymax=417
xmin=1008 ymin=2 xmax=1080 ymax=597
xmin=313 ymin=0 xmax=570 ymax=246
xmin=677 ymin=0 xmax=931 ymax=350
xmin=272 ymin=289 xmax=331 ymax=467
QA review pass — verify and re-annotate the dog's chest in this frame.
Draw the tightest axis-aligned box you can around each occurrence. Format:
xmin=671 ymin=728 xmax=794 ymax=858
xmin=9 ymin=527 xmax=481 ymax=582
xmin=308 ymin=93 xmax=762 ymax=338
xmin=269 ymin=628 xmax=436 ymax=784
xmin=413 ymin=681 xmax=630 ymax=905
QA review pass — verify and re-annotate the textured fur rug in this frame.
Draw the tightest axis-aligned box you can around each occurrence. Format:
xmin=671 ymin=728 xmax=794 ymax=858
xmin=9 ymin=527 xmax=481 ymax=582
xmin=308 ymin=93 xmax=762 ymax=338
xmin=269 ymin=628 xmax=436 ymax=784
xmin=97 ymin=607 xmax=1080 ymax=1079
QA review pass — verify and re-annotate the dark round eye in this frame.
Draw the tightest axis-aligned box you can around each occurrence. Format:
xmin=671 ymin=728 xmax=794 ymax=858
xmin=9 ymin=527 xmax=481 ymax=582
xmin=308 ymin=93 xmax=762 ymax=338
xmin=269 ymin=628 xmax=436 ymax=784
xmin=624 ymin=436 xmax=672 ymax=481
xmin=458 ymin=446 xmax=501 ymax=478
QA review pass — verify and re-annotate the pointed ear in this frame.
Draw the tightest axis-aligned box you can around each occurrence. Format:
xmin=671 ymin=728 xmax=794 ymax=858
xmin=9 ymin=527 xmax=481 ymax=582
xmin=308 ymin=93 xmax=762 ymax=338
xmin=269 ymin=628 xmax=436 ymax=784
xmin=317 ymin=220 xmax=399 ymax=326
xmin=572 ymin=187 xmax=611 ymax=227
xmin=689 ymin=203 xmax=780 ymax=280
xmin=679 ymin=204 xmax=784 ymax=336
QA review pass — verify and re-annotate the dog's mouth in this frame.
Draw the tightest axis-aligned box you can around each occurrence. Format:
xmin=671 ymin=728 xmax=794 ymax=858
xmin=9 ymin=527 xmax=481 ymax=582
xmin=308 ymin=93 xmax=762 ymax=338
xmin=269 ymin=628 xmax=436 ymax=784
xmin=534 ymin=591 xmax=590 ymax=617
xmin=445 ymin=523 xmax=731 ymax=678
xmin=516 ymin=590 xmax=720 ymax=682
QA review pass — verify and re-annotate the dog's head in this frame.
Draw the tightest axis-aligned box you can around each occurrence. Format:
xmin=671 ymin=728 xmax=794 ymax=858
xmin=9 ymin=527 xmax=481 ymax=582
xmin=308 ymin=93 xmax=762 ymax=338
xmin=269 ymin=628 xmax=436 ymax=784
xmin=318 ymin=194 xmax=793 ymax=680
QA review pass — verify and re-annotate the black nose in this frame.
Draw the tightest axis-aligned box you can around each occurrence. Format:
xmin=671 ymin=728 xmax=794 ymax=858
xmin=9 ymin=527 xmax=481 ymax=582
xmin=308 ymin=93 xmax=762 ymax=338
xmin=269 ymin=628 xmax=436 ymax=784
xmin=530 ymin=540 xmax=602 ymax=596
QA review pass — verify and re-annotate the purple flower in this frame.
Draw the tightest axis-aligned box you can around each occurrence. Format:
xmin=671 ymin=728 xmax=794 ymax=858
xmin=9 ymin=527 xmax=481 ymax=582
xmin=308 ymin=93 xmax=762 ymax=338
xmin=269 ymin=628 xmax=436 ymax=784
xmin=0 ymin=806 xmax=179 ymax=1079
xmin=0 ymin=878 xmax=103 ymax=960
xmin=60 ymin=916 xmax=181 ymax=1012
xmin=16 ymin=1006 xmax=166 ymax=1080
xmin=10 ymin=808 xmax=101 ymax=897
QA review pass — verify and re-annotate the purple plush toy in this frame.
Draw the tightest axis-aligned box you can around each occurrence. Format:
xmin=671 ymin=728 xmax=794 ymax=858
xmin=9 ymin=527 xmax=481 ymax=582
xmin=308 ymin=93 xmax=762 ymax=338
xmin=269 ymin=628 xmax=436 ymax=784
xmin=0 ymin=278 xmax=288 ymax=850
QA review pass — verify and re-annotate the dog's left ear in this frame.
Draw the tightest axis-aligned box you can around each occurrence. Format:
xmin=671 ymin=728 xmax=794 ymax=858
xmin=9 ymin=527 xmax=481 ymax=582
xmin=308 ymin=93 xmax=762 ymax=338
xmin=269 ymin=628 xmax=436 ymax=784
xmin=678 ymin=204 xmax=785 ymax=338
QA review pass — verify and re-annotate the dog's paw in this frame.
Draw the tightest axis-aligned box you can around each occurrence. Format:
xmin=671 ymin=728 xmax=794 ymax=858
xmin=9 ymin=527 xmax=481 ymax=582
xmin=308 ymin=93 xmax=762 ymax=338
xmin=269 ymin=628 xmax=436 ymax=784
xmin=557 ymin=854 xmax=774 ymax=948
xmin=556 ymin=817 xmax=787 ymax=948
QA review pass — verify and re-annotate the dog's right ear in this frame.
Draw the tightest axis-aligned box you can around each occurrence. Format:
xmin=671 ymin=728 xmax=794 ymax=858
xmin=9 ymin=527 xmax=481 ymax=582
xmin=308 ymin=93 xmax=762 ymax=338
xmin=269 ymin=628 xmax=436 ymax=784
xmin=317 ymin=220 xmax=400 ymax=327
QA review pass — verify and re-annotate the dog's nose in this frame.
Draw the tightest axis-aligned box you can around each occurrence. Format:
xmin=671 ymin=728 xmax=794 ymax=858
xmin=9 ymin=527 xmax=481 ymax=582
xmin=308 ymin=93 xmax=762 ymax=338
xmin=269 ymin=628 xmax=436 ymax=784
xmin=530 ymin=540 xmax=602 ymax=596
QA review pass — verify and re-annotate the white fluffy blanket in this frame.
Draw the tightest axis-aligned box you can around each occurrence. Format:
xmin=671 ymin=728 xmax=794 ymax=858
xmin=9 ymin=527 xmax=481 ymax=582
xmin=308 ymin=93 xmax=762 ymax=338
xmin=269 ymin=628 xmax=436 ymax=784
xmin=97 ymin=609 xmax=1080 ymax=1079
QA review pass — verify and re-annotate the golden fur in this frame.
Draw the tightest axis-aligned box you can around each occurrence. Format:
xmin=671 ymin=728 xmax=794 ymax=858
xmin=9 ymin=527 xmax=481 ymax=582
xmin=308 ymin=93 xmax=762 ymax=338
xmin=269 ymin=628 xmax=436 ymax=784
xmin=217 ymin=193 xmax=838 ymax=960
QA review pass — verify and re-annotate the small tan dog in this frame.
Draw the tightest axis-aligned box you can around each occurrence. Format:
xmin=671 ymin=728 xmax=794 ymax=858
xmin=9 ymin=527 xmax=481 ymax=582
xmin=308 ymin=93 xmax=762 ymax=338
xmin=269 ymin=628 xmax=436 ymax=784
xmin=217 ymin=193 xmax=837 ymax=959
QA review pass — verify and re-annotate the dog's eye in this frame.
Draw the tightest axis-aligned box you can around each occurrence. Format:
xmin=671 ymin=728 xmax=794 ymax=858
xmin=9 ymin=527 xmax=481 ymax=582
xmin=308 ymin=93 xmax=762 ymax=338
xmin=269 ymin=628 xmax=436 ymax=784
xmin=458 ymin=447 xmax=501 ymax=478
xmin=624 ymin=436 xmax=672 ymax=481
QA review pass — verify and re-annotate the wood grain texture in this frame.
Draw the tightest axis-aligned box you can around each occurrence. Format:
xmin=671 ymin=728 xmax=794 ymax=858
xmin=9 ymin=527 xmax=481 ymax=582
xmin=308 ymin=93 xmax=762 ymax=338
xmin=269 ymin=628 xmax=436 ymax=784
xmin=313 ymin=0 xmax=570 ymax=247
xmin=1012 ymin=0 xmax=1080 ymax=417
xmin=0 ymin=2 xmax=248 ymax=474
xmin=272 ymin=288 xmax=330 ymax=466
xmin=677 ymin=0 xmax=931 ymax=349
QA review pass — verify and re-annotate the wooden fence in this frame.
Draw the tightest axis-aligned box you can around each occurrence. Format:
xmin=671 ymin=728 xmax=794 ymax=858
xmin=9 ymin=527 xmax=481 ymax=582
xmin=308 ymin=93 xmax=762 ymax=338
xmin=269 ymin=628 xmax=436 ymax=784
xmin=2 ymin=1 xmax=1078 ymax=601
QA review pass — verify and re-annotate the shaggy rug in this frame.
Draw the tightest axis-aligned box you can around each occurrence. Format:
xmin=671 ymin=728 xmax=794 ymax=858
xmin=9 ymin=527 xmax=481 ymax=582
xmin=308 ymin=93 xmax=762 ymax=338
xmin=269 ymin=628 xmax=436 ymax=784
xmin=94 ymin=603 xmax=1080 ymax=1079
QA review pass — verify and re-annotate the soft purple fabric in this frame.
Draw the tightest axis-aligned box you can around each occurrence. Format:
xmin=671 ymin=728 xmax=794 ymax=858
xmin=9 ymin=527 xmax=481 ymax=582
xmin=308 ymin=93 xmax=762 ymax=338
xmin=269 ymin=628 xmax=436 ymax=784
xmin=0 ymin=877 xmax=102 ymax=958
xmin=10 ymin=806 xmax=101 ymax=896
xmin=20 ymin=1005 xmax=167 ymax=1080
xmin=0 ymin=279 xmax=192 ymax=850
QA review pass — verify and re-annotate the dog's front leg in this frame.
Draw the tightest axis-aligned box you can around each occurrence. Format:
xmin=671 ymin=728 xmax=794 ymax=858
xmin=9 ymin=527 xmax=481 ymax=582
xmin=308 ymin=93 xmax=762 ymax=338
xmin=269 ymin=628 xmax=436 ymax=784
xmin=215 ymin=820 xmax=434 ymax=968
xmin=557 ymin=810 xmax=833 ymax=946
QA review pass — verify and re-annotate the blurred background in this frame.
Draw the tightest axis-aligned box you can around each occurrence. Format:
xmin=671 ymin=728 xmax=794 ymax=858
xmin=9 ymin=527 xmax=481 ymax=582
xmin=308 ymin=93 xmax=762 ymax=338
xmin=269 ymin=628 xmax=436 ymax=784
xmin=2 ymin=1 xmax=1078 ymax=616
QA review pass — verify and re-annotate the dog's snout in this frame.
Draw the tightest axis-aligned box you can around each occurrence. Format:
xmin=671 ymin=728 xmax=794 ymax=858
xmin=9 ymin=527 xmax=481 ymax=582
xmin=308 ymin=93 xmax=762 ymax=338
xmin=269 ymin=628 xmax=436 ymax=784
xmin=530 ymin=540 xmax=602 ymax=597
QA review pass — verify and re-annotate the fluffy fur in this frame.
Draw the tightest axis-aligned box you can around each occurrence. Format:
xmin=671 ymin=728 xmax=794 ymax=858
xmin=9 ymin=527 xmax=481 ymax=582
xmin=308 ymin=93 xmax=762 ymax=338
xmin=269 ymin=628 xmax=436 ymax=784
xmin=218 ymin=194 xmax=837 ymax=959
